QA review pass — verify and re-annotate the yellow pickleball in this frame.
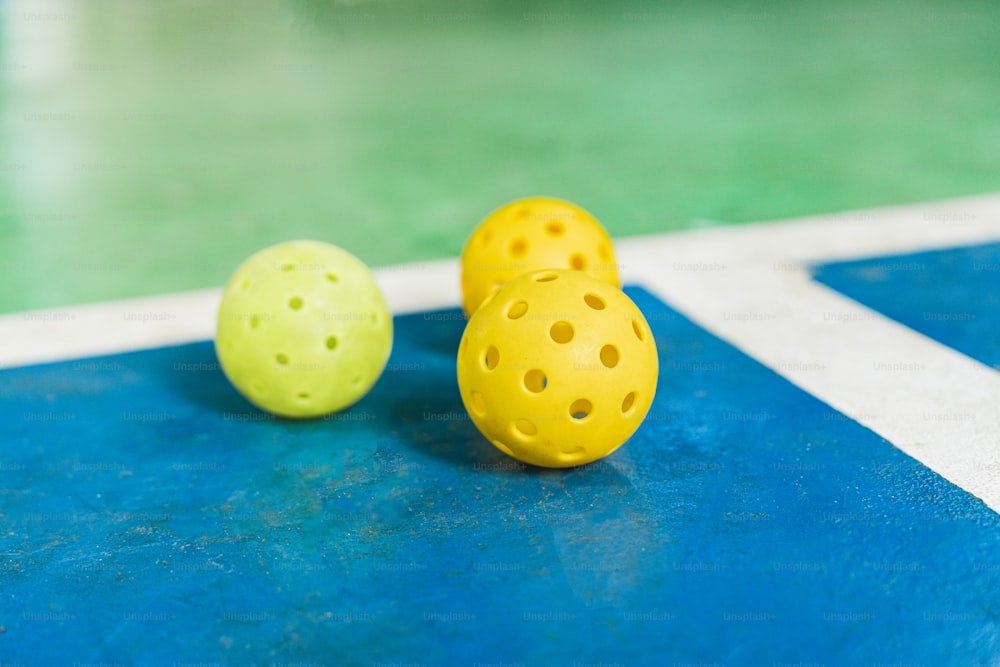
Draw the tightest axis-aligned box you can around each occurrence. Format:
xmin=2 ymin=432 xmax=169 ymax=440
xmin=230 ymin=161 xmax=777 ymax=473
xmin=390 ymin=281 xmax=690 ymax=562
xmin=215 ymin=240 xmax=392 ymax=419
xmin=460 ymin=196 xmax=620 ymax=315
xmin=457 ymin=269 xmax=658 ymax=468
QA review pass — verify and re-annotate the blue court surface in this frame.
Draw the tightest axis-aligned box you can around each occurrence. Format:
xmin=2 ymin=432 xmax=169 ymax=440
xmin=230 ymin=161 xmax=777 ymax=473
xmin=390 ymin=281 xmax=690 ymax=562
xmin=3 ymin=281 xmax=1000 ymax=666
xmin=814 ymin=242 xmax=1000 ymax=371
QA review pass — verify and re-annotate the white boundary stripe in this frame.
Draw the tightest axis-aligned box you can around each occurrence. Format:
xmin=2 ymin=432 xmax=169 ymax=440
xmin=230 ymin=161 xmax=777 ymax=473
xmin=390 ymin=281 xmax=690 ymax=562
xmin=0 ymin=259 xmax=461 ymax=369
xmin=2 ymin=193 xmax=999 ymax=510
xmin=618 ymin=192 xmax=1000 ymax=513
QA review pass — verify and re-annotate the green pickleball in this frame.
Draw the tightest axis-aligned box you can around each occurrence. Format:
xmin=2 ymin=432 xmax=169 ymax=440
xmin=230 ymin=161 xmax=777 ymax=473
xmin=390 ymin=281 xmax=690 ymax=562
xmin=215 ymin=240 xmax=392 ymax=419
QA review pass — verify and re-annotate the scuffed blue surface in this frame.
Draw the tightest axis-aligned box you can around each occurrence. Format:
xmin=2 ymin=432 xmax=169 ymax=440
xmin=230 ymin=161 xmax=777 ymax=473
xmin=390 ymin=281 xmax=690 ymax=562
xmin=1 ymin=287 xmax=998 ymax=666
xmin=813 ymin=241 xmax=1000 ymax=369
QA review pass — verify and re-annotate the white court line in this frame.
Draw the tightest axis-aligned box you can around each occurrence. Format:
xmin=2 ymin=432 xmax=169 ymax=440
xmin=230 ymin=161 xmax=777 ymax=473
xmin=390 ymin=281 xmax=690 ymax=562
xmin=0 ymin=259 xmax=461 ymax=369
xmin=2 ymin=193 xmax=999 ymax=511
xmin=618 ymin=192 xmax=1000 ymax=513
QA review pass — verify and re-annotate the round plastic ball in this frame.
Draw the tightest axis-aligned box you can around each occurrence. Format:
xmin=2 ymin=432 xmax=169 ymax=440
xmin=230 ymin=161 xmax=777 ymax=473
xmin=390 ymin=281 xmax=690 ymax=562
xmin=215 ymin=240 xmax=392 ymax=419
xmin=460 ymin=196 xmax=620 ymax=315
xmin=457 ymin=269 xmax=658 ymax=468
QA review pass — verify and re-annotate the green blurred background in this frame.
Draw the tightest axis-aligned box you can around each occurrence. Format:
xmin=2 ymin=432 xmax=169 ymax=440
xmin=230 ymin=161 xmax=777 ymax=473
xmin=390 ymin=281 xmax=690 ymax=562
xmin=2 ymin=0 xmax=998 ymax=313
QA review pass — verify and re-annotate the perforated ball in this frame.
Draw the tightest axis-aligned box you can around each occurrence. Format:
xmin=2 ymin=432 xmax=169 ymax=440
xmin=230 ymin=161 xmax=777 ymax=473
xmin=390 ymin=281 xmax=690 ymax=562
xmin=460 ymin=196 xmax=620 ymax=315
xmin=215 ymin=240 xmax=392 ymax=419
xmin=457 ymin=269 xmax=658 ymax=468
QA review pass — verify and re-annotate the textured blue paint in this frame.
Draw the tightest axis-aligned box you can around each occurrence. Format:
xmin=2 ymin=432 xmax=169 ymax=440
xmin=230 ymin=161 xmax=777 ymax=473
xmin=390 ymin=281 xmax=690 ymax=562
xmin=813 ymin=242 xmax=1000 ymax=369
xmin=1 ymin=288 xmax=999 ymax=666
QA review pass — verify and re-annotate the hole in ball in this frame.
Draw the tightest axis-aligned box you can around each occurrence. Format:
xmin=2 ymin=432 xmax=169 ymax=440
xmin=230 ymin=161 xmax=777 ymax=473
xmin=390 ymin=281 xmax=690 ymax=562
xmin=326 ymin=272 xmax=339 ymax=284
xmin=600 ymin=345 xmax=619 ymax=368
xmin=297 ymin=392 xmax=310 ymax=401
xmin=507 ymin=300 xmax=528 ymax=320
xmin=569 ymin=254 xmax=587 ymax=270
xmin=249 ymin=315 xmax=259 ymax=330
xmin=239 ymin=278 xmax=251 ymax=291
xmin=481 ymin=229 xmax=493 ymax=246
xmin=484 ymin=345 xmax=500 ymax=370
xmin=632 ymin=319 xmax=645 ymax=341
xmin=584 ymin=293 xmax=606 ymax=310
xmin=509 ymin=238 xmax=528 ymax=257
xmin=514 ymin=207 xmax=531 ymax=220
xmin=570 ymin=398 xmax=592 ymax=420
xmin=549 ymin=322 xmax=574 ymax=344
xmin=491 ymin=439 xmax=516 ymax=458
xmin=621 ymin=391 xmax=637 ymax=414
xmin=325 ymin=336 xmax=338 ymax=351
xmin=534 ymin=272 xmax=558 ymax=283
xmin=546 ymin=221 xmax=565 ymax=236
xmin=514 ymin=419 xmax=538 ymax=437
xmin=598 ymin=244 xmax=612 ymax=262
xmin=275 ymin=353 xmax=289 ymax=365
xmin=289 ymin=296 xmax=304 ymax=311
xmin=524 ymin=369 xmax=547 ymax=393
xmin=469 ymin=390 xmax=486 ymax=416
xmin=560 ymin=445 xmax=586 ymax=458
xmin=281 ymin=263 xmax=295 ymax=272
